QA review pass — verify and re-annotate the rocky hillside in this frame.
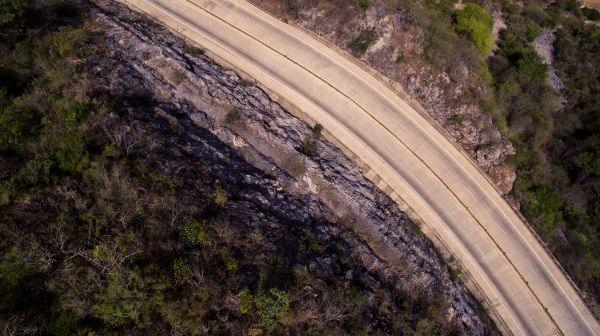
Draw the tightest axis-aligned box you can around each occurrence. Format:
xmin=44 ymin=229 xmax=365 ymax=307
xmin=0 ymin=0 xmax=497 ymax=334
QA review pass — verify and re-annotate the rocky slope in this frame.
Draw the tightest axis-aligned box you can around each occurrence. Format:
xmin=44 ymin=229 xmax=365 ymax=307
xmin=90 ymin=0 xmax=498 ymax=333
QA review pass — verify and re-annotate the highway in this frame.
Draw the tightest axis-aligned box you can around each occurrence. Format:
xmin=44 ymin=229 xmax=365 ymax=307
xmin=115 ymin=0 xmax=600 ymax=334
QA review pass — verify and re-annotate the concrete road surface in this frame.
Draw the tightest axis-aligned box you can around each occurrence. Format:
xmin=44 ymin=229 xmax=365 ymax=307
xmin=116 ymin=0 xmax=600 ymax=334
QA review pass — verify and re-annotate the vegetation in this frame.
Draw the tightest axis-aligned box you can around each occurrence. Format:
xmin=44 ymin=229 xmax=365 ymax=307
xmin=356 ymin=0 xmax=370 ymax=11
xmin=454 ymin=3 xmax=494 ymax=55
xmin=0 ymin=1 xmax=469 ymax=334
xmin=348 ymin=27 xmax=378 ymax=55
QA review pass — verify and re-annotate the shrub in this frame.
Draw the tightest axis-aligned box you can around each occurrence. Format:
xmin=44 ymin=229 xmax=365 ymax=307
xmin=172 ymin=258 xmax=192 ymax=284
xmin=180 ymin=220 xmax=210 ymax=247
xmin=348 ymin=28 xmax=378 ymax=55
xmin=356 ymin=0 xmax=370 ymax=11
xmin=20 ymin=154 xmax=53 ymax=184
xmin=239 ymin=288 xmax=254 ymax=314
xmin=224 ymin=108 xmax=240 ymax=124
xmin=301 ymin=137 xmax=318 ymax=157
xmin=454 ymin=3 xmax=494 ymax=55
xmin=214 ymin=184 xmax=228 ymax=207
xmin=58 ymin=100 xmax=89 ymax=124
xmin=0 ymin=0 xmax=24 ymax=26
xmin=526 ymin=21 xmax=541 ymax=42
xmin=312 ymin=123 xmax=323 ymax=139
xmin=577 ymin=151 xmax=600 ymax=177
xmin=0 ymin=104 xmax=39 ymax=151
xmin=582 ymin=7 xmax=600 ymax=21
xmin=148 ymin=172 xmax=183 ymax=191
xmin=255 ymin=289 xmax=289 ymax=333
xmin=184 ymin=44 xmax=201 ymax=56
xmin=226 ymin=258 xmax=239 ymax=272
xmin=56 ymin=132 xmax=89 ymax=174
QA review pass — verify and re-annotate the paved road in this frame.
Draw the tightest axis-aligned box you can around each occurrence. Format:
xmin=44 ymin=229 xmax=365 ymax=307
xmin=117 ymin=0 xmax=600 ymax=334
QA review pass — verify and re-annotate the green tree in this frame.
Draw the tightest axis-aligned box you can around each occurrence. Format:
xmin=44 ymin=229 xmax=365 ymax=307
xmin=0 ymin=104 xmax=39 ymax=151
xmin=56 ymin=132 xmax=89 ymax=174
xmin=455 ymin=3 xmax=494 ymax=55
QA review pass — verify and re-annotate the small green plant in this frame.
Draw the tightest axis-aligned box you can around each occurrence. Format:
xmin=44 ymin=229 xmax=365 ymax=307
xmin=293 ymin=266 xmax=312 ymax=285
xmin=180 ymin=220 xmax=210 ymax=247
xmin=226 ymin=258 xmax=239 ymax=272
xmin=301 ymin=137 xmax=318 ymax=157
xmin=20 ymin=154 xmax=53 ymax=185
xmin=255 ymin=289 xmax=289 ymax=333
xmin=102 ymin=144 xmax=120 ymax=159
xmin=311 ymin=123 xmax=323 ymax=139
xmin=526 ymin=21 xmax=541 ymax=42
xmin=172 ymin=258 xmax=192 ymax=284
xmin=356 ymin=0 xmax=370 ymax=11
xmin=239 ymin=288 xmax=254 ymax=314
xmin=224 ymin=108 xmax=240 ymax=124
xmin=184 ymin=44 xmax=201 ymax=56
xmin=214 ymin=184 xmax=228 ymax=207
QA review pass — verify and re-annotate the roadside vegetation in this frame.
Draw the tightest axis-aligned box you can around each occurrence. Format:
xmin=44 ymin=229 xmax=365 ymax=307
xmin=0 ymin=1 xmax=475 ymax=334
xmin=421 ymin=0 xmax=600 ymax=311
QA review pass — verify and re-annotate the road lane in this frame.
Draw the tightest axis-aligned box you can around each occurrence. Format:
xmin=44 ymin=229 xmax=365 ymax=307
xmin=115 ymin=0 xmax=600 ymax=334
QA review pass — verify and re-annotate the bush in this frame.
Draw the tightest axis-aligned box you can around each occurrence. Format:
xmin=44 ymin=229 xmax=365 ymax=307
xmin=526 ymin=21 xmax=541 ymax=42
xmin=224 ymin=108 xmax=240 ymax=124
xmin=348 ymin=28 xmax=378 ymax=55
xmin=577 ymin=151 xmax=600 ymax=177
xmin=239 ymin=288 xmax=254 ymax=314
xmin=184 ymin=44 xmax=201 ymax=55
xmin=56 ymin=132 xmax=89 ymax=174
xmin=0 ymin=104 xmax=39 ymax=151
xmin=255 ymin=289 xmax=289 ymax=333
xmin=312 ymin=123 xmax=323 ymax=139
xmin=301 ymin=137 xmax=318 ymax=157
xmin=20 ymin=154 xmax=53 ymax=185
xmin=454 ymin=3 xmax=494 ymax=55
xmin=58 ymin=100 xmax=90 ymax=124
xmin=582 ymin=7 xmax=600 ymax=21
xmin=356 ymin=0 xmax=369 ymax=11
xmin=172 ymin=258 xmax=192 ymax=284
xmin=148 ymin=172 xmax=183 ymax=191
xmin=180 ymin=220 xmax=210 ymax=247
xmin=44 ymin=27 xmax=93 ymax=61
xmin=213 ymin=184 xmax=228 ymax=207
xmin=0 ymin=0 xmax=24 ymax=26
